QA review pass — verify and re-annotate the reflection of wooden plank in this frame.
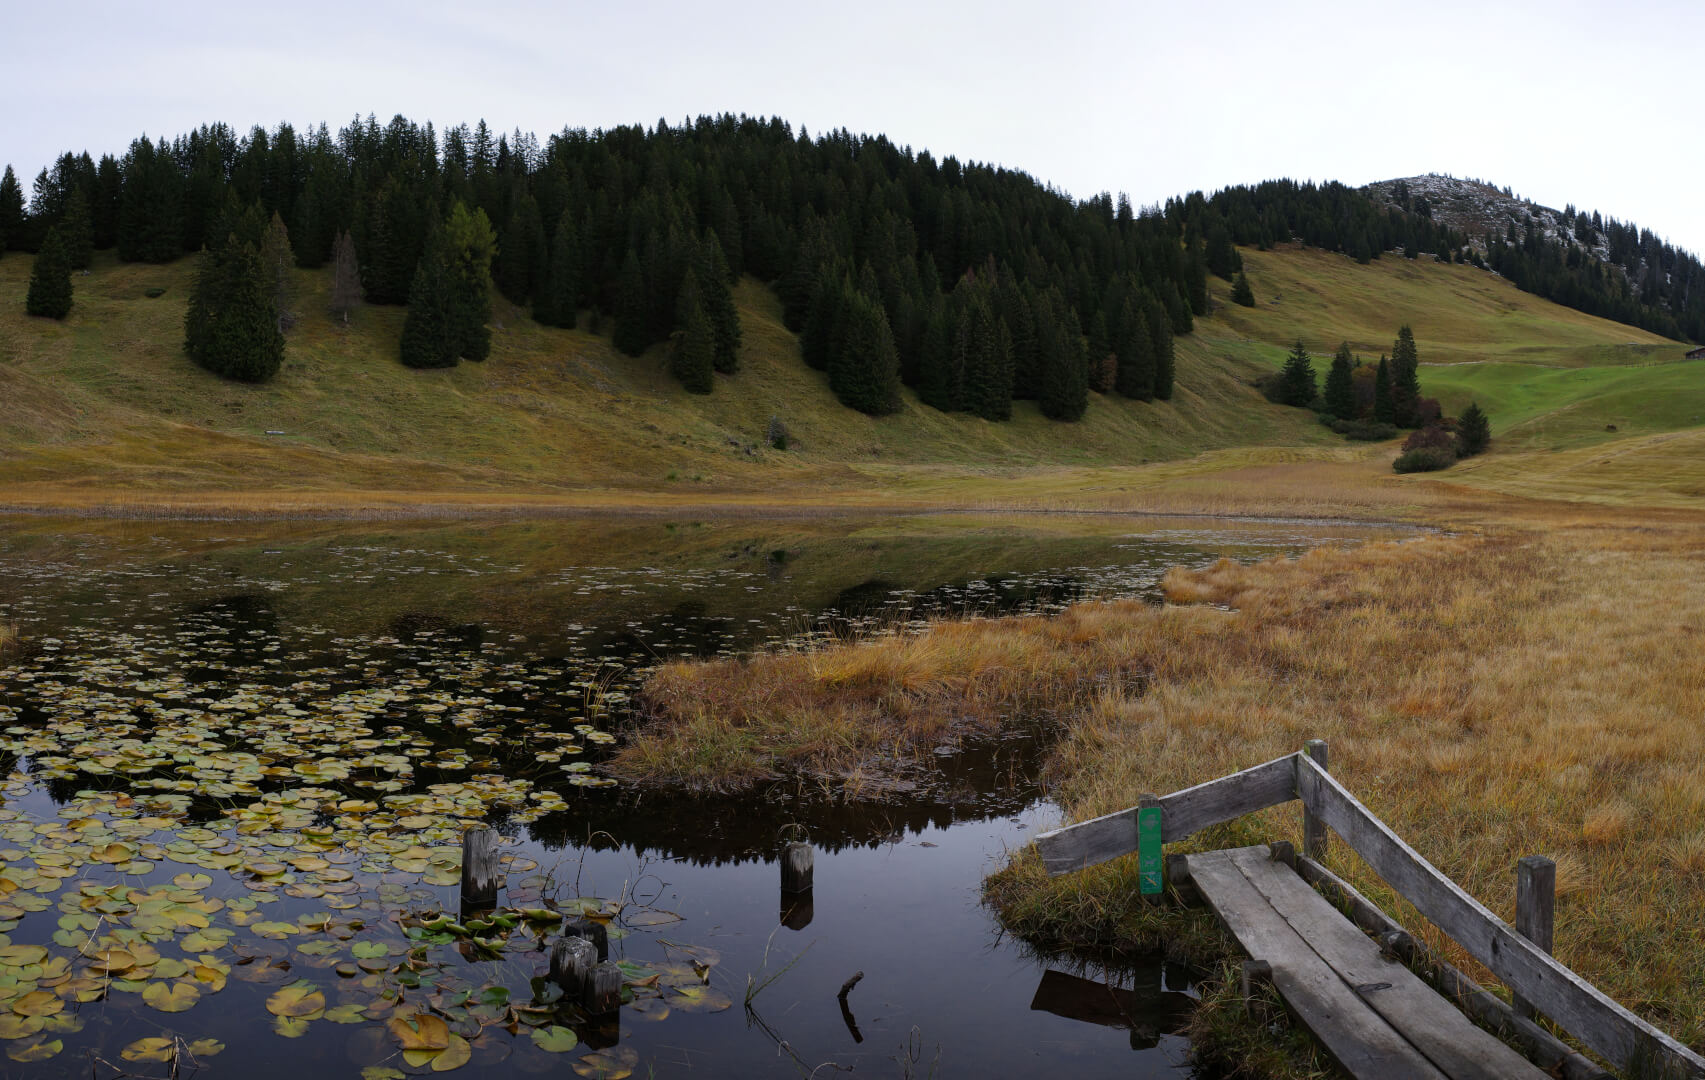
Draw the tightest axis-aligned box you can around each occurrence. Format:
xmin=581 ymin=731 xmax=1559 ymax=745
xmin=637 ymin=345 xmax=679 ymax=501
xmin=1185 ymin=848 xmax=1446 ymax=1080
xmin=1036 ymin=753 xmax=1296 ymax=874
xmin=1296 ymin=755 xmax=1705 ymax=1077
xmin=1224 ymin=847 xmax=1547 ymax=1080
xmin=1027 ymin=969 xmax=1191 ymax=1031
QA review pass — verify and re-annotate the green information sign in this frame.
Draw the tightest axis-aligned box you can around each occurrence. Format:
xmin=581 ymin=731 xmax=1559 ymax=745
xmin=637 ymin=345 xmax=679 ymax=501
xmin=1137 ymin=806 xmax=1163 ymax=895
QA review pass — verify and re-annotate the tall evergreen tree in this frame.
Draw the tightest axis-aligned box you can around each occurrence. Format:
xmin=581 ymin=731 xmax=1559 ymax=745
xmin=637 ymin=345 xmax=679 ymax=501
xmin=1324 ymin=342 xmax=1357 ymax=420
xmin=0 ymin=166 xmax=25 ymax=256
xmin=399 ymin=242 xmax=455 ymax=369
xmin=534 ymin=215 xmax=581 ymax=328
xmin=117 ymin=137 xmax=184 ymax=263
xmin=1373 ymin=355 xmax=1396 ymax=424
xmin=184 ymin=233 xmax=283 ymax=381
xmin=699 ymin=233 xmax=741 ymax=373
xmin=1037 ymin=296 xmax=1088 ymax=421
xmin=1114 ymin=301 xmax=1153 ymax=400
xmin=1230 ymin=271 xmax=1255 ymax=307
xmin=1456 ymin=402 xmax=1491 ymax=456
xmin=612 ymin=249 xmax=649 ymax=355
xmin=1151 ymin=303 xmax=1176 ymax=401
xmin=1278 ymin=340 xmax=1317 ymax=407
xmin=830 ymin=291 xmax=902 ymax=415
xmin=1390 ymin=324 xmax=1422 ymax=426
xmin=258 ymin=212 xmax=294 ymax=332
xmin=442 ymin=202 xmax=496 ymax=362
xmin=670 ymin=296 xmax=716 ymax=394
xmin=60 ymin=189 xmax=94 ymax=269
xmin=25 ymin=227 xmax=73 ymax=319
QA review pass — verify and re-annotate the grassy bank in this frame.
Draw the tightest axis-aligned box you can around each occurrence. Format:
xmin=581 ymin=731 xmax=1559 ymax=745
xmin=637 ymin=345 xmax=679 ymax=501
xmin=2 ymin=241 xmax=1696 ymax=517
xmin=618 ymin=510 xmax=1705 ymax=1072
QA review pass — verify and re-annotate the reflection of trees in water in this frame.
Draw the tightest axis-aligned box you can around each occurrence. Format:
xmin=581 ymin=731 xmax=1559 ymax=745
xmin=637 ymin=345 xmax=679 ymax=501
xmin=525 ymin=725 xmax=1054 ymax=864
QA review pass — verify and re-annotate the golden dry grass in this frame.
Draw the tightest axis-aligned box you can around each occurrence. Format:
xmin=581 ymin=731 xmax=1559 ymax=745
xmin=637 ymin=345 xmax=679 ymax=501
xmin=624 ymin=515 xmax=1705 ymax=1052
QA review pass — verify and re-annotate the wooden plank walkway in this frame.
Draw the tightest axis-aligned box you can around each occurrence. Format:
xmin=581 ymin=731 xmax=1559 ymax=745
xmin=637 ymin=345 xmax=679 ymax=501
xmin=1035 ymin=744 xmax=1705 ymax=1079
xmin=1184 ymin=846 xmax=1550 ymax=1080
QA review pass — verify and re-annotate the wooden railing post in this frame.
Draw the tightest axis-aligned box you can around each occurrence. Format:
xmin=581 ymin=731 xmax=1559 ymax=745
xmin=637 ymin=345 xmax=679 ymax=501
xmin=1302 ymin=740 xmax=1329 ymax=860
xmin=1514 ymin=855 xmax=1556 ymax=1020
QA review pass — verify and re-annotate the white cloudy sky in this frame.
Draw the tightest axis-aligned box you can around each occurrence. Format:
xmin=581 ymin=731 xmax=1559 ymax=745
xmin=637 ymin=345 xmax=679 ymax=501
xmin=6 ymin=0 xmax=1703 ymax=251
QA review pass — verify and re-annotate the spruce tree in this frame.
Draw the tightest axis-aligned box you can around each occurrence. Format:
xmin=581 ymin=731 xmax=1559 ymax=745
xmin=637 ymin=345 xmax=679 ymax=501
xmin=535 ymin=216 xmax=581 ymax=329
xmin=442 ymin=202 xmax=496 ymax=362
xmin=184 ymin=233 xmax=283 ymax=381
xmin=258 ymin=212 xmax=294 ymax=332
xmin=1456 ymin=402 xmax=1491 ymax=456
xmin=1324 ymin=342 xmax=1357 ymax=420
xmin=1152 ymin=305 xmax=1175 ymax=401
xmin=1390 ymin=325 xmax=1422 ymax=426
xmin=0 ymin=166 xmax=25 ymax=256
xmin=329 ymin=230 xmax=361 ymax=324
xmin=1278 ymin=340 xmax=1317 ymax=407
xmin=1114 ymin=302 xmax=1153 ymax=400
xmin=670 ymin=298 xmax=716 ymax=394
xmin=698 ymin=233 xmax=741 ymax=373
xmin=1231 ymin=271 xmax=1255 ymax=307
xmin=1373 ymin=355 xmax=1396 ymax=424
xmin=399 ymin=243 xmax=455 ymax=368
xmin=60 ymin=189 xmax=94 ymax=269
xmin=612 ymin=249 xmax=649 ymax=355
xmin=25 ymin=227 xmax=73 ymax=319
xmin=1037 ymin=298 xmax=1088 ymax=421
xmin=830 ymin=292 xmax=902 ymax=415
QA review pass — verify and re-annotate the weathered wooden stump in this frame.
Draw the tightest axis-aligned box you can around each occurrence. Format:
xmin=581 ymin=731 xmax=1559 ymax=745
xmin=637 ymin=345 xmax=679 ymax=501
xmin=564 ymin=917 xmax=608 ymax=962
xmin=460 ymin=826 xmax=500 ymax=911
xmin=780 ymin=840 xmax=814 ymax=930
xmin=781 ymin=841 xmax=813 ymax=892
xmin=588 ymin=960 xmax=623 ymax=1014
xmin=549 ymin=936 xmax=597 ymax=1002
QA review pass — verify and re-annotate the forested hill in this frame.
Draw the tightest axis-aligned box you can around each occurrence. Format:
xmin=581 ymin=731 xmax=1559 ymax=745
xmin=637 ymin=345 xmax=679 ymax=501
xmin=0 ymin=115 xmax=1695 ymax=431
xmin=1365 ymin=174 xmax=1705 ymax=343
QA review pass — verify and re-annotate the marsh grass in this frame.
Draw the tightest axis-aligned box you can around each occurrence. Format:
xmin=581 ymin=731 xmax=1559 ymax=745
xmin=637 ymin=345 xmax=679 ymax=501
xmin=628 ymin=519 xmax=1705 ymax=1065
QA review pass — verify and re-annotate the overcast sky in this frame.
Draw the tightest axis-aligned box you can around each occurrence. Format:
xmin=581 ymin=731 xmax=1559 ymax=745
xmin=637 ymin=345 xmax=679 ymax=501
xmin=6 ymin=0 xmax=1702 ymax=252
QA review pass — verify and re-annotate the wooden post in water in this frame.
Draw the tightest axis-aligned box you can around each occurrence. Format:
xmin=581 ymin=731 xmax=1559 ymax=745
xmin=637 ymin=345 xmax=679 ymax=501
xmin=781 ymin=842 xmax=814 ymax=892
xmin=1302 ymin=740 xmax=1329 ymax=861
xmin=564 ymin=917 xmax=609 ymax=962
xmin=780 ymin=840 xmax=815 ymax=930
xmin=460 ymin=826 xmax=499 ymax=912
xmin=549 ymin=936 xmax=597 ymax=1002
xmin=1513 ymin=855 xmax=1556 ymax=1021
xmin=588 ymin=960 xmax=624 ymax=1014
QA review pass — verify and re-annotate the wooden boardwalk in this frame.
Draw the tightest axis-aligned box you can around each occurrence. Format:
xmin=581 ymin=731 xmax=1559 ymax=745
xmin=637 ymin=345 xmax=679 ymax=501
xmin=1035 ymin=743 xmax=1705 ymax=1080
xmin=1184 ymin=846 xmax=1546 ymax=1079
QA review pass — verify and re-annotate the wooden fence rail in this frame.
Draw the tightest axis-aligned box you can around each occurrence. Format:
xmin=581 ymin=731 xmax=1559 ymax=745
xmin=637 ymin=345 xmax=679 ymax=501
xmin=1033 ymin=745 xmax=1705 ymax=1079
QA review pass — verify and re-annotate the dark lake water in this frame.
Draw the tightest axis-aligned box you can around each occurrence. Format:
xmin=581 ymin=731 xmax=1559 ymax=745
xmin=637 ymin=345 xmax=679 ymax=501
xmin=0 ymin=513 xmax=1415 ymax=1077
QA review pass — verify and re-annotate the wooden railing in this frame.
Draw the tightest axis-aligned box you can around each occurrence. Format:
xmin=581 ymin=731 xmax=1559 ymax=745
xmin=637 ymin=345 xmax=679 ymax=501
xmin=1033 ymin=743 xmax=1705 ymax=1079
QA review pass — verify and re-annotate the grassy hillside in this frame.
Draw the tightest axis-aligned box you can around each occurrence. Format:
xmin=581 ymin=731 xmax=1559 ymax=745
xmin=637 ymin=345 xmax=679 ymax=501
xmin=0 ymin=242 xmax=1697 ymax=511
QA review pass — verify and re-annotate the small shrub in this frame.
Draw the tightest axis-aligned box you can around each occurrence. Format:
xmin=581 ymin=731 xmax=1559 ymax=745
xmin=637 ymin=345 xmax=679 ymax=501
xmin=1402 ymin=423 xmax=1457 ymax=453
xmin=766 ymin=416 xmax=790 ymax=451
xmin=144 ymin=287 xmax=167 ymax=299
xmin=1393 ymin=446 xmax=1457 ymax=473
xmin=1322 ymin=416 xmax=1400 ymax=441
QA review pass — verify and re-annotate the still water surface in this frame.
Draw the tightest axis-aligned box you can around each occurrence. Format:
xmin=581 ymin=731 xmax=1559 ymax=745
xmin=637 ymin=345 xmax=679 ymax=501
xmin=0 ymin=513 xmax=1414 ymax=1077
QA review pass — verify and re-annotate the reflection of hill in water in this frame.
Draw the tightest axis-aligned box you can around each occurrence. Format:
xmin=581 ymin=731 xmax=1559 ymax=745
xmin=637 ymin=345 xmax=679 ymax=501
xmin=518 ymin=726 xmax=1052 ymax=865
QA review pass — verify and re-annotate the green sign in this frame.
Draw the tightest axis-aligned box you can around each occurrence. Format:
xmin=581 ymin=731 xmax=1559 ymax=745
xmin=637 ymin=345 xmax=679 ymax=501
xmin=1137 ymin=806 xmax=1163 ymax=895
